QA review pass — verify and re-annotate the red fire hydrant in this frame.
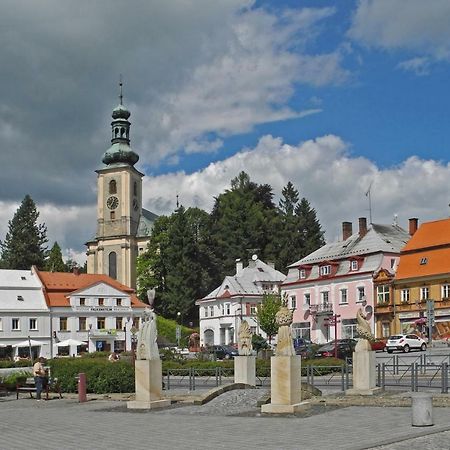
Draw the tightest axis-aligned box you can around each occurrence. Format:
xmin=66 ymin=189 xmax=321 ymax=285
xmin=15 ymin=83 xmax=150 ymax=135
xmin=78 ymin=373 xmax=87 ymax=403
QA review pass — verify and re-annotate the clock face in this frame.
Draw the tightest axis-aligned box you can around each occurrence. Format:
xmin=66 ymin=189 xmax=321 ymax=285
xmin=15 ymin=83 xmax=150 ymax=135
xmin=133 ymin=198 xmax=139 ymax=211
xmin=106 ymin=196 xmax=119 ymax=210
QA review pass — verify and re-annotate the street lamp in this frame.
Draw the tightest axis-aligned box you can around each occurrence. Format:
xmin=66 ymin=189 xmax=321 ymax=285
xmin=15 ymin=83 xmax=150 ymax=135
xmin=176 ymin=312 xmax=181 ymax=347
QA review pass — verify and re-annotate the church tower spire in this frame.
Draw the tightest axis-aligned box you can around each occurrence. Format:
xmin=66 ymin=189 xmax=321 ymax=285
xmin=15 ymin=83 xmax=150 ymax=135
xmin=102 ymin=79 xmax=139 ymax=166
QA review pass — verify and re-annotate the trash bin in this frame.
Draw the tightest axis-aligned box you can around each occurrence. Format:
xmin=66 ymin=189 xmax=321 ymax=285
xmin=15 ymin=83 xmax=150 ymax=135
xmin=411 ymin=392 xmax=433 ymax=427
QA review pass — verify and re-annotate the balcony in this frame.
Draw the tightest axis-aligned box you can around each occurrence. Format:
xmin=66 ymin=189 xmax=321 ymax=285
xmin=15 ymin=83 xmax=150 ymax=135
xmin=309 ymin=303 xmax=333 ymax=316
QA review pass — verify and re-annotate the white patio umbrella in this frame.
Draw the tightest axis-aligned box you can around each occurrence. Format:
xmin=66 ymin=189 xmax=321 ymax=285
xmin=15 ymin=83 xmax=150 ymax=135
xmin=0 ymin=343 xmax=6 ymax=347
xmin=55 ymin=339 xmax=87 ymax=347
xmin=12 ymin=339 xmax=47 ymax=348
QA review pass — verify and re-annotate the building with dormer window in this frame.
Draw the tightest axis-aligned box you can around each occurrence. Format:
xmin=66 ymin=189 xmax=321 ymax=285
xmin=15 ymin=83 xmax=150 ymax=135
xmin=281 ymin=217 xmax=410 ymax=343
xmin=196 ymin=257 xmax=285 ymax=347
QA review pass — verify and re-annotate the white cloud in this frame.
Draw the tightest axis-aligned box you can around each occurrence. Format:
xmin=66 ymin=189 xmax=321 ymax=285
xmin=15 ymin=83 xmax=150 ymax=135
xmin=349 ymin=0 xmax=450 ymax=68
xmin=397 ymin=57 xmax=431 ymax=76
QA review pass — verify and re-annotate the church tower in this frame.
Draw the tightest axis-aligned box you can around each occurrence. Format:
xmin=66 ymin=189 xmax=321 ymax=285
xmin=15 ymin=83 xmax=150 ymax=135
xmin=86 ymin=84 xmax=156 ymax=288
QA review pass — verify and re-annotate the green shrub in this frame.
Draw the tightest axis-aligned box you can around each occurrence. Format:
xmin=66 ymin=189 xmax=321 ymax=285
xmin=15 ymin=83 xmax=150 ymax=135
xmin=2 ymin=371 xmax=31 ymax=390
xmin=80 ymin=351 xmax=110 ymax=359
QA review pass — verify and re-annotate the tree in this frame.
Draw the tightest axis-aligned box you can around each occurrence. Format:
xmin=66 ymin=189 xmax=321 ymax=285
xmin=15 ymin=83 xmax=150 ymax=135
xmin=295 ymin=197 xmax=325 ymax=257
xmin=45 ymin=242 xmax=66 ymax=272
xmin=257 ymin=293 xmax=282 ymax=344
xmin=0 ymin=195 xmax=48 ymax=269
xmin=278 ymin=181 xmax=299 ymax=216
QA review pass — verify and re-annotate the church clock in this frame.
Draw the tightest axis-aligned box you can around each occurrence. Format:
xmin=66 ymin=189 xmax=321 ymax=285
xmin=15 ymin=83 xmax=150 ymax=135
xmin=106 ymin=195 xmax=119 ymax=210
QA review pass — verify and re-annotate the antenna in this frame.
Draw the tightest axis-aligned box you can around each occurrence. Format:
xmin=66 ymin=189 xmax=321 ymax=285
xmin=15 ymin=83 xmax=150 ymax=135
xmin=119 ymin=74 xmax=123 ymax=105
xmin=176 ymin=194 xmax=179 ymax=209
xmin=365 ymin=181 xmax=373 ymax=224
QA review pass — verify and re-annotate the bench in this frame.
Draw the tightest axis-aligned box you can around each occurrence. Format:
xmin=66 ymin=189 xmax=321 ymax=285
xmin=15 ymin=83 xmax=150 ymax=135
xmin=16 ymin=377 xmax=62 ymax=400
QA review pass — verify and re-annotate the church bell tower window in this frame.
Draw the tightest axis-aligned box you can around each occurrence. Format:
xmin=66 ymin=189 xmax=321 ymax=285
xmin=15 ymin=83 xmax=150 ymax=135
xmin=109 ymin=252 xmax=117 ymax=279
xmin=109 ymin=180 xmax=117 ymax=194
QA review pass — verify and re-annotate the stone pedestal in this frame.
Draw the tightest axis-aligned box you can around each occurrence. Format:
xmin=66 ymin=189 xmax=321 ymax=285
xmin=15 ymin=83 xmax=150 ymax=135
xmin=234 ymin=355 xmax=256 ymax=386
xmin=127 ymin=359 xmax=171 ymax=409
xmin=261 ymin=356 xmax=303 ymax=414
xmin=346 ymin=350 xmax=381 ymax=396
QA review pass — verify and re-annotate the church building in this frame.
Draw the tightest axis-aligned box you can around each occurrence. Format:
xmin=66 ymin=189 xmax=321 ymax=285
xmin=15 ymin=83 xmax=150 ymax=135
xmin=86 ymin=87 xmax=157 ymax=288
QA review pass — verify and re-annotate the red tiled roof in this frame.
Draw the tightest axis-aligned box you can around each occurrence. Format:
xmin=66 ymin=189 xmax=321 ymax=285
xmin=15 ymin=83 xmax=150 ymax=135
xmin=402 ymin=218 xmax=450 ymax=252
xmin=395 ymin=247 xmax=450 ymax=280
xmin=35 ymin=270 xmax=147 ymax=308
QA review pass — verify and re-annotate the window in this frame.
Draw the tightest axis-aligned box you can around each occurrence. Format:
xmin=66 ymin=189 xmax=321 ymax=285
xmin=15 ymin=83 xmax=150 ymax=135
xmin=357 ymin=287 xmax=365 ymax=302
xmin=299 ymin=269 xmax=306 ymax=279
xmin=209 ymin=306 xmax=214 ymax=317
xmin=290 ymin=296 xmax=297 ymax=310
xmin=442 ymin=284 xmax=450 ymax=299
xmin=350 ymin=260 xmax=358 ymax=271
xmin=17 ymin=295 xmax=24 ymax=301
xmin=381 ymin=322 xmax=390 ymax=338
xmin=29 ymin=318 xmax=38 ymax=331
xmin=0 ymin=318 xmax=2 ymax=331
xmin=60 ymin=317 xmax=68 ymax=331
xmin=97 ymin=317 xmax=106 ymax=329
xmin=401 ymin=289 xmax=410 ymax=303
xmin=117 ymin=298 xmax=122 ymax=306
xmin=98 ymin=298 xmax=105 ymax=306
xmin=21 ymin=276 xmax=26 ymax=280
xmin=292 ymin=322 xmax=311 ymax=340
xmin=80 ymin=298 xmax=85 ymax=306
xmin=320 ymin=265 xmax=331 ymax=276
xmin=304 ymin=293 xmax=311 ymax=307
xmin=79 ymin=317 xmax=87 ymax=331
xmin=109 ymin=252 xmax=117 ymax=279
xmin=420 ymin=287 xmax=429 ymax=301
xmin=109 ymin=179 xmax=117 ymax=194
xmin=116 ymin=317 xmax=123 ymax=330
xmin=110 ymin=211 xmax=115 ymax=220
xmin=340 ymin=289 xmax=348 ymax=304
xmin=420 ymin=257 xmax=428 ymax=265
xmin=377 ymin=285 xmax=390 ymax=304
xmin=342 ymin=319 xmax=359 ymax=339
xmin=12 ymin=318 xmax=20 ymax=331
xmin=250 ymin=304 xmax=257 ymax=315
xmin=204 ymin=306 xmax=209 ymax=318
xmin=225 ymin=303 xmax=231 ymax=315
xmin=133 ymin=181 xmax=138 ymax=196
xmin=321 ymin=291 xmax=329 ymax=305
xmin=132 ymin=317 xmax=140 ymax=329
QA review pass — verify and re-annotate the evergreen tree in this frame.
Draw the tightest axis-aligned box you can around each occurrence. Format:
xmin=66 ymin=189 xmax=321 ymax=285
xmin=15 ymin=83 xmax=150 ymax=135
xmin=0 ymin=195 xmax=48 ymax=269
xmin=45 ymin=242 xmax=66 ymax=272
xmin=295 ymin=197 xmax=325 ymax=257
xmin=257 ymin=293 xmax=282 ymax=344
xmin=278 ymin=181 xmax=299 ymax=216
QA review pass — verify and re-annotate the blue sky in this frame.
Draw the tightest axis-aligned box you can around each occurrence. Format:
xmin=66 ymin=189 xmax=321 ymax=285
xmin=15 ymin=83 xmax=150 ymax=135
xmin=0 ymin=0 xmax=449 ymax=261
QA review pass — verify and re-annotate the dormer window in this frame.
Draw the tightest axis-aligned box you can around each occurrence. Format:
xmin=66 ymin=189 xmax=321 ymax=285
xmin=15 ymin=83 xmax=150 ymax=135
xmin=320 ymin=265 xmax=331 ymax=276
xmin=351 ymin=260 xmax=358 ymax=271
xmin=80 ymin=298 xmax=85 ymax=306
xmin=21 ymin=276 xmax=26 ymax=280
xmin=299 ymin=269 xmax=306 ymax=279
xmin=17 ymin=295 xmax=24 ymax=301
xmin=98 ymin=298 xmax=104 ymax=306
xmin=420 ymin=257 xmax=428 ymax=265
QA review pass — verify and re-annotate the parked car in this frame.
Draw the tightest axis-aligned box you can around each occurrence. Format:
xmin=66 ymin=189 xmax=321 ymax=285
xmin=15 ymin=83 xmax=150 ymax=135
xmin=208 ymin=345 xmax=239 ymax=360
xmin=385 ymin=334 xmax=427 ymax=353
xmin=293 ymin=337 xmax=315 ymax=359
xmin=371 ymin=339 xmax=387 ymax=352
xmin=315 ymin=339 xmax=357 ymax=360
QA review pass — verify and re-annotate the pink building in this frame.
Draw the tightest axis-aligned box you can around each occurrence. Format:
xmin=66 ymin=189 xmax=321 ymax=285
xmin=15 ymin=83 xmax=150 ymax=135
xmin=281 ymin=218 xmax=410 ymax=344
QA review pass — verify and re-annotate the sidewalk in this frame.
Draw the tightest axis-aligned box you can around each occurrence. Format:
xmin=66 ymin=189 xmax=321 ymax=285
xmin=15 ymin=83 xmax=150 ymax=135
xmin=2 ymin=392 xmax=450 ymax=450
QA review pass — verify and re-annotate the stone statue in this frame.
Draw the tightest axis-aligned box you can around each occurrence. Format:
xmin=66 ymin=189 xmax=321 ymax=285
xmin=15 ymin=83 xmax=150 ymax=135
xmin=355 ymin=308 xmax=374 ymax=352
xmin=136 ymin=307 xmax=159 ymax=360
xmin=237 ymin=320 xmax=253 ymax=355
xmin=146 ymin=289 xmax=156 ymax=310
xmin=275 ymin=304 xmax=295 ymax=356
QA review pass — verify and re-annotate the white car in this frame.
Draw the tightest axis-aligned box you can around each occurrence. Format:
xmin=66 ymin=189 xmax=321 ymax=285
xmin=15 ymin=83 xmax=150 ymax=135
xmin=386 ymin=334 xmax=427 ymax=353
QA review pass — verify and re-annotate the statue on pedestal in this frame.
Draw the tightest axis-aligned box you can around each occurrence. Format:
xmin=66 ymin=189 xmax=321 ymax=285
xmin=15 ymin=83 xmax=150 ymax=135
xmin=275 ymin=304 xmax=295 ymax=356
xmin=136 ymin=290 xmax=159 ymax=360
xmin=238 ymin=320 xmax=253 ymax=355
xmin=355 ymin=308 xmax=374 ymax=352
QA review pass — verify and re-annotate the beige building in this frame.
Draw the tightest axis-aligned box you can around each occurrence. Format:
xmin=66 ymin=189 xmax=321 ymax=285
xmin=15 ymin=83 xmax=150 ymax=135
xmin=86 ymin=92 xmax=157 ymax=288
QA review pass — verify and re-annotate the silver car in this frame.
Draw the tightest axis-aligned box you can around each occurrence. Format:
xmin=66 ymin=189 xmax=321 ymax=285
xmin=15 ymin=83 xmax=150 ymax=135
xmin=386 ymin=334 xmax=427 ymax=353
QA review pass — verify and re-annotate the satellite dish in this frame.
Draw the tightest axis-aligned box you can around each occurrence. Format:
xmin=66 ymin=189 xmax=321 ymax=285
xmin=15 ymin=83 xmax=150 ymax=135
xmin=252 ymin=254 xmax=258 ymax=261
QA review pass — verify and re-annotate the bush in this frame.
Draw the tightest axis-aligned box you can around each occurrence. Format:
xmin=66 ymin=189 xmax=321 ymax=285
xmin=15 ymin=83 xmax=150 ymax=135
xmin=80 ymin=351 xmax=110 ymax=359
xmin=2 ymin=371 xmax=30 ymax=390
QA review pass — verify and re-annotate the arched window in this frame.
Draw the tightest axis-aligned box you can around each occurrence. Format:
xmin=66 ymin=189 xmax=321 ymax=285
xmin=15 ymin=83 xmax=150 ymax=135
xmin=133 ymin=181 xmax=138 ymax=197
xmin=120 ymin=127 xmax=125 ymax=137
xmin=109 ymin=180 xmax=117 ymax=194
xmin=109 ymin=252 xmax=117 ymax=280
xmin=115 ymin=128 xmax=119 ymax=137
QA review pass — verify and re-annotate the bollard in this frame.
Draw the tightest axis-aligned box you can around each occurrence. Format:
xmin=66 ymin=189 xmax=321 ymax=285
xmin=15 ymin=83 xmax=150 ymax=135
xmin=411 ymin=393 xmax=433 ymax=427
xmin=78 ymin=372 xmax=87 ymax=403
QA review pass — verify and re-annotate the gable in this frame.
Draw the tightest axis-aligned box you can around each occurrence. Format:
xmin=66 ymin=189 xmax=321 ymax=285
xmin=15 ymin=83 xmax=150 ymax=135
xmin=71 ymin=282 xmax=128 ymax=298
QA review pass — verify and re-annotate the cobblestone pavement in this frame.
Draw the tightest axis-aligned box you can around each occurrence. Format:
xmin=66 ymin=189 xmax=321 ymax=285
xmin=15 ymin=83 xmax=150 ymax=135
xmin=2 ymin=393 xmax=450 ymax=449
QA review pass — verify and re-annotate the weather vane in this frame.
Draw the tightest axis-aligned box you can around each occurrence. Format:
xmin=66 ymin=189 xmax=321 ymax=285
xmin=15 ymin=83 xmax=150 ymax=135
xmin=119 ymin=74 xmax=123 ymax=105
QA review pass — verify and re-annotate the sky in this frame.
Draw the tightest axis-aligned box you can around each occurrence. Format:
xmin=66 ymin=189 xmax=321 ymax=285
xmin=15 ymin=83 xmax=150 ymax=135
xmin=1 ymin=0 xmax=450 ymax=264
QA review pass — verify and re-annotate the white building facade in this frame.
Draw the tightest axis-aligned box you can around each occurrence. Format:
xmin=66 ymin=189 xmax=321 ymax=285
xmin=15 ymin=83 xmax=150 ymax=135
xmin=197 ymin=258 xmax=286 ymax=347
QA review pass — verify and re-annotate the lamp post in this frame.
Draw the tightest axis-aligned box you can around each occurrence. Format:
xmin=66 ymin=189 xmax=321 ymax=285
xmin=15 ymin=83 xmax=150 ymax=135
xmin=87 ymin=324 xmax=92 ymax=353
xmin=324 ymin=314 xmax=341 ymax=358
xmin=234 ymin=307 xmax=242 ymax=345
xmin=176 ymin=312 xmax=181 ymax=348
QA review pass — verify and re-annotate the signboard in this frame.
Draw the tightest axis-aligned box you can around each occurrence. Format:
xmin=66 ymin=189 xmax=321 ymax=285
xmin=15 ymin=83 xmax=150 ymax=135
xmin=175 ymin=326 xmax=181 ymax=340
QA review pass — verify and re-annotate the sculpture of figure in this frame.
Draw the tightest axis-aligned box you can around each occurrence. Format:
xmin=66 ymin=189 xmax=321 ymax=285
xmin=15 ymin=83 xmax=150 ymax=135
xmin=274 ymin=304 xmax=295 ymax=356
xmin=136 ymin=308 xmax=159 ymax=360
xmin=355 ymin=308 xmax=375 ymax=352
xmin=146 ymin=289 xmax=156 ymax=310
xmin=237 ymin=320 xmax=253 ymax=356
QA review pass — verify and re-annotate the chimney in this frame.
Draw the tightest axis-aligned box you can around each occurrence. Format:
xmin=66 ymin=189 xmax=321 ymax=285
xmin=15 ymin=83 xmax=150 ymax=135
xmin=235 ymin=258 xmax=243 ymax=275
xmin=409 ymin=218 xmax=419 ymax=236
xmin=342 ymin=221 xmax=353 ymax=241
xmin=358 ymin=217 xmax=368 ymax=237
xmin=73 ymin=267 xmax=80 ymax=276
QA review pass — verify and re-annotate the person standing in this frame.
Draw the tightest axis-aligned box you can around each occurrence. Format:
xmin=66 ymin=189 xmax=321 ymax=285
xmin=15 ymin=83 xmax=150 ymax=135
xmin=33 ymin=357 xmax=47 ymax=401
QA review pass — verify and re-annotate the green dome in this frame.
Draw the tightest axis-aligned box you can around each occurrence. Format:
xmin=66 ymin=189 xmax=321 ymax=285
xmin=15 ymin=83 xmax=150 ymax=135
xmin=102 ymin=142 xmax=139 ymax=166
